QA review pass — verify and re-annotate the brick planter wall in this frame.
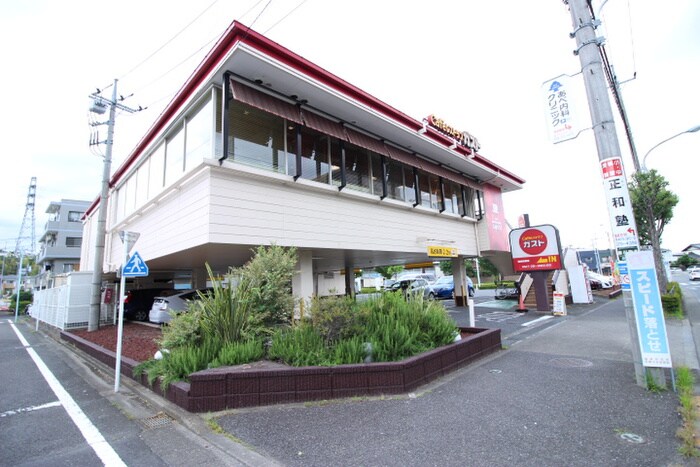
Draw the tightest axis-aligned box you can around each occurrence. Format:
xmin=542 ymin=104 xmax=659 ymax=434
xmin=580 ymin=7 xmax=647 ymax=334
xmin=61 ymin=327 xmax=501 ymax=413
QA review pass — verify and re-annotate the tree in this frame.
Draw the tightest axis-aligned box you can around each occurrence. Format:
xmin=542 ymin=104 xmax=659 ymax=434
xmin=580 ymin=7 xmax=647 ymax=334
xmin=673 ymin=254 xmax=698 ymax=270
xmin=438 ymin=261 xmax=452 ymax=275
xmin=628 ymin=169 xmax=679 ymax=292
xmin=375 ymin=265 xmax=404 ymax=279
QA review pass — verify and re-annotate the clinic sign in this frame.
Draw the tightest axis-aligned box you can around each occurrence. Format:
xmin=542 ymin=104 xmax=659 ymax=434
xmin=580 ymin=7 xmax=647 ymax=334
xmin=542 ymin=74 xmax=579 ymax=144
xmin=600 ymin=157 xmax=639 ymax=249
xmin=627 ymin=251 xmax=671 ymax=368
xmin=509 ymin=224 xmax=562 ymax=272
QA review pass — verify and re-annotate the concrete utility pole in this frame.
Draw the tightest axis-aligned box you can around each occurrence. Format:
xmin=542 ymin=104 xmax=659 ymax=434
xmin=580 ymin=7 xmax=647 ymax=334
xmin=88 ymin=80 xmax=141 ymax=331
xmin=565 ymin=0 xmax=645 ymax=385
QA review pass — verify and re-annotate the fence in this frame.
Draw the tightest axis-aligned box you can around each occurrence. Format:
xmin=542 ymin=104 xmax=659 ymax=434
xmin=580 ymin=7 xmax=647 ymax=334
xmin=30 ymin=272 xmax=116 ymax=330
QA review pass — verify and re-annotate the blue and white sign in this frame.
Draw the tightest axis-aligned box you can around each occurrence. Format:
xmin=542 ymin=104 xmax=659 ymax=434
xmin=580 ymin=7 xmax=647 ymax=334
xmin=122 ymin=251 xmax=149 ymax=277
xmin=617 ymin=261 xmax=630 ymax=291
xmin=627 ymin=251 xmax=671 ymax=368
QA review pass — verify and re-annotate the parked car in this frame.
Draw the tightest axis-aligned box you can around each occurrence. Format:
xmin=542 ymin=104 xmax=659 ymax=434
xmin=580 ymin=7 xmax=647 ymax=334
xmin=690 ymin=269 xmax=700 ymax=281
xmin=387 ymin=278 xmax=430 ymax=296
xmin=123 ymin=288 xmax=173 ymax=321
xmin=424 ymin=275 xmax=475 ymax=300
xmin=587 ymin=271 xmax=614 ymax=289
xmin=148 ymin=288 xmax=212 ymax=324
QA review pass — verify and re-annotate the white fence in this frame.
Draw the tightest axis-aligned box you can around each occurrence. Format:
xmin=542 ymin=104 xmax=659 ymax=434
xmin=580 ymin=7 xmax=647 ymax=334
xmin=31 ymin=272 xmax=116 ymax=330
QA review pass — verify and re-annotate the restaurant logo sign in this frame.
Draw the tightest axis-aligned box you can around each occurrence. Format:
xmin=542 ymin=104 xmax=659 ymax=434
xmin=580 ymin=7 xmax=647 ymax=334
xmin=426 ymin=115 xmax=481 ymax=152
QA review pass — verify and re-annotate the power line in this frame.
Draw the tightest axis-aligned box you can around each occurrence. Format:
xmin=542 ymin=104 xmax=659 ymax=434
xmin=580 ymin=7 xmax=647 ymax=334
xmin=264 ymin=0 xmax=309 ymax=34
xmin=119 ymin=0 xmax=221 ymax=81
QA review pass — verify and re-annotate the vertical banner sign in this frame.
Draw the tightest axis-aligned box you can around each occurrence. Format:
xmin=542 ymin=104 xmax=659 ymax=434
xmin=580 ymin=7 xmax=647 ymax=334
xmin=542 ymin=74 xmax=578 ymax=143
xmin=600 ymin=157 xmax=639 ymax=249
xmin=627 ymin=251 xmax=672 ymax=368
xmin=482 ymin=184 xmax=509 ymax=251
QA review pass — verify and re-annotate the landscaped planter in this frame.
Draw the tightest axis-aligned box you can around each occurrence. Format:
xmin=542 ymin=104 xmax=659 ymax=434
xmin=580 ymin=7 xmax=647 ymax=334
xmin=61 ymin=326 xmax=501 ymax=413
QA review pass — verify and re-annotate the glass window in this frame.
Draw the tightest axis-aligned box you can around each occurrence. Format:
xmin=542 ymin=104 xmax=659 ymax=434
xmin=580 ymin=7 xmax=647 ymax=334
xmin=298 ymin=127 xmax=331 ymax=183
xmin=66 ymin=237 xmax=82 ymax=248
xmin=404 ymin=167 xmax=417 ymax=205
xmin=385 ymin=161 xmax=404 ymax=201
xmin=67 ymin=211 xmax=83 ymax=222
xmin=344 ymin=143 xmax=371 ymax=193
xmin=134 ymin=161 xmax=148 ymax=210
xmin=231 ymin=101 xmax=285 ymax=174
xmin=165 ymin=127 xmax=185 ymax=186
xmin=443 ymin=181 xmax=460 ymax=215
xmin=428 ymin=174 xmax=440 ymax=210
xmin=370 ymin=153 xmax=383 ymax=196
xmin=418 ymin=171 xmax=432 ymax=208
xmin=330 ymin=139 xmax=343 ymax=187
xmin=474 ymin=189 xmax=485 ymax=219
xmin=148 ymin=143 xmax=165 ymax=199
xmin=185 ymin=97 xmax=213 ymax=170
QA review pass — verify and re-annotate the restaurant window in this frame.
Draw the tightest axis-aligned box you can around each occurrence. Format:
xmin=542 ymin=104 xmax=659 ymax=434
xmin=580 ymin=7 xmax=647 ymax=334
xmin=231 ymin=101 xmax=286 ymax=174
xmin=344 ymin=143 xmax=371 ymax=193
xmin=385 ymin=160 xmax=404 ymax=201
xmin=417 ymin=170 xmax=432 ymax=209
xmin=165 ymin=126 xmax=185 ymax=187
xmin=330 ymin=139 xmax=343 ymax=187
xmin=443 ymin=180 xmax=460 ymax=215
xmin=370 ymin=153 xmax=383 ymax=196
xmin=293 ymin=125 xmax=331 ymax=183
xmin=404 ymin=168 xmax=417 ymax=205
xmin=185 ymin=97 xmax=214 ymax=170
xmin=148 ymin=143 xmax=165 ymax=199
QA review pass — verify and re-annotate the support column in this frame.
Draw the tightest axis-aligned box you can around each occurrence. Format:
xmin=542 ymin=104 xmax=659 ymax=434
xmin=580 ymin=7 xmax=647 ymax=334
xmin=292 ymin=249 xmax=314 ymax=318
xmin=344 ymin=262 xmax=355 ymax=297
xmin=452 ymin=257 xmax=467 ymax=306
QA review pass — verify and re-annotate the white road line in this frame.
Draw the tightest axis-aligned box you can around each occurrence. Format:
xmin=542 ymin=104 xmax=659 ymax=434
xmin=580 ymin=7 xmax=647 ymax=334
xmin=521 ymin=315 xmax=554 ymax=327
xmin=1 ymin=401 xmax=62 ymax=418
xmin=8 ymin=320 xmax=126 ymax=467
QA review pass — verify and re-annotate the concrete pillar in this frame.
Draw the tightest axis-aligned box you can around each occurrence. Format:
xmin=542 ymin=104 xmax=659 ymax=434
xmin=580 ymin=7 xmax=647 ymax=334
xmin=452 ymin=256 xmax=467 ymax=306
xmin=292 ymin=249 xmax=314 ymax=317
xmin=344 ymin=264 xmax=355 ymax=297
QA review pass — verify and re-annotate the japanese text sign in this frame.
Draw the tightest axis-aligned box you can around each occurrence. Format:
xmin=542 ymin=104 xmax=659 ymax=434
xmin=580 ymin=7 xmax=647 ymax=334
xmin=427 ymin=246 xmax=458 ymax=258
xmin=542 ymin=74 xmax=579 ymax=144
xmin=509 ymin=224 xmax=562 ymax=272
xmin=600 ymin=157 xmax=639 ymax=249
xmin=627 ymin=251 xmax=671 ymax=368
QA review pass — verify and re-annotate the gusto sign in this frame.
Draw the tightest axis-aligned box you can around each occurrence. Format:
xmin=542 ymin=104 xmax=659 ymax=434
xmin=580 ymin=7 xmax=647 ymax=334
xmin=509 ymin=224 xmax=562 ymax=272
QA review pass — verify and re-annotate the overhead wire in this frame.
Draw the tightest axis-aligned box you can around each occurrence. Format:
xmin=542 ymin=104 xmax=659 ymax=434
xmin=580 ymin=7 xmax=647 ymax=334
xmin=119 ymin=0 xmax=221 ymax=81
xmin=264 ymin=0 xmax=309 ymax=34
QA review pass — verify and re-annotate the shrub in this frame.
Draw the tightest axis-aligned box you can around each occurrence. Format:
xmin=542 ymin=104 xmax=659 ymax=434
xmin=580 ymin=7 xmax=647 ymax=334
xmin=309 ymin=294 xmax=363 ymax=344
xmin=211 ymin=339 xmax=265 ymax=368
xmin=331 ymin=336 xmax=367 ymax=364
xmin=242 ymin=244 xmax=297 ymax=327
xmin=159 ymin=307 xmax=204 ymax=349
xmin=662 ymin=281 xmax=683 ymax=318
xmin=268 ymin=324 xmax=329 ymax=366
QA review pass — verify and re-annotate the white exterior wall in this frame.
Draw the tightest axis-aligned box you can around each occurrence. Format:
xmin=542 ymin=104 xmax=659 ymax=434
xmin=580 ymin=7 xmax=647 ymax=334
xmin=208 ymin=163 xmax=477 ymax=255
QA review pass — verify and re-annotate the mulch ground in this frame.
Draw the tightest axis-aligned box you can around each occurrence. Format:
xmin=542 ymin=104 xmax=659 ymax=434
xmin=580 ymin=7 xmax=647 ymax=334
xmin=70 ymin=322 xmax=162 ymax=362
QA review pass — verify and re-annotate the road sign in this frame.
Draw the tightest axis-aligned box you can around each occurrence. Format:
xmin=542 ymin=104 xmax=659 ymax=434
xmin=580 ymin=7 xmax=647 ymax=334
xmin=627 ymin=251 xmax=671 ymax=368
xmin=122 ymin=251 xmax=149 ymax=277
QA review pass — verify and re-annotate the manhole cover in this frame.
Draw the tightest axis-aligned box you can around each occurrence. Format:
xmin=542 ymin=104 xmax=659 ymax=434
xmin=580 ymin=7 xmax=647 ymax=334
xmin=548 ymin=357 xmax=593 ymax=368
xmin=619 ymin=432 xmax=646 ymax=444
xmin=141 ymin=412 xmax=173 ymax=429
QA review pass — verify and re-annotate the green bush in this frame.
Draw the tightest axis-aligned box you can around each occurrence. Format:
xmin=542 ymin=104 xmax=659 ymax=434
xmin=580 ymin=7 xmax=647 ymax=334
xmin=211 ymin=339 xmax=265 ymax=368
xmin=268 ymin=324 xmax=329 ymax=366
xmin=331 ymin=336 xmax=367 ymax=364
xmin=662 ymin=281 xmax=683 ymax=318
xmin=159 ymin=307 xmax=204 ymax=349
xmin=309 ymin=294 xmax=363 ymax=344
xmin=242 ymin=244 xmax=297 ymax=327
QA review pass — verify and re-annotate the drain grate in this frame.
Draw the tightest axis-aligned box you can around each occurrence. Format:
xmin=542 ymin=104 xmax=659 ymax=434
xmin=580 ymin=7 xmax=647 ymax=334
xmin=548 ymin=357 xmax=593 ymax=368
xmin=140 ymin=412 xmax=173 ymax=429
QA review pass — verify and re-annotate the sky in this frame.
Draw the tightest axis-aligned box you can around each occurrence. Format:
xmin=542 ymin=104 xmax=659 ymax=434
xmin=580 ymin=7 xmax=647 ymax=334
xmin=0 ymin=0 xmax=698 ymax=256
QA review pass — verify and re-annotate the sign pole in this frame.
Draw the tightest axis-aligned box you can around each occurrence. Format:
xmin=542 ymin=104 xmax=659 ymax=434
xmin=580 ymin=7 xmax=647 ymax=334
xmin=114 ymin=231 xmax=141 ymax=392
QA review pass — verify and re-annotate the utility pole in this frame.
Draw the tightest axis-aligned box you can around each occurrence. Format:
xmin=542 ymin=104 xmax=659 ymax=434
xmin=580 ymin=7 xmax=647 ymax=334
xmin=564 ymin=0 xmax=646 ymax=385
xmin=87 ymin=80 xmax=141 ymax=331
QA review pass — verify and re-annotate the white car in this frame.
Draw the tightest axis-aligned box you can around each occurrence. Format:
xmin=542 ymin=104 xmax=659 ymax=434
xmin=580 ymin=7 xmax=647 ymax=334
xmin=587 ymin=271 xmax=614 ymax=289
xmin=690 ymin=269 xmax=700 ymax=281
xmin=148 ymin=288 xmax=212 ymax=324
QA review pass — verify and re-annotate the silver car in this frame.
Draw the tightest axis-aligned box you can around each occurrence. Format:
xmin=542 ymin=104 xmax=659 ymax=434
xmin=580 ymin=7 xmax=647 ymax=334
xmin=148 ymin=288 xmax=211 ymax=324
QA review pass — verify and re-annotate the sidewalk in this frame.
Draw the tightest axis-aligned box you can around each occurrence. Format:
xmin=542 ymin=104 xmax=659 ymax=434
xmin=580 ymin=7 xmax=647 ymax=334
xmin=210 ymin=297 xmax=699 ymax=466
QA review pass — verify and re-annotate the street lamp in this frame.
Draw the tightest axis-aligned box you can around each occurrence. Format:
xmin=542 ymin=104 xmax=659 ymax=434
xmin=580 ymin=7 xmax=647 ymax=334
xmin=642 ymin=124 xmax=700 ymax=171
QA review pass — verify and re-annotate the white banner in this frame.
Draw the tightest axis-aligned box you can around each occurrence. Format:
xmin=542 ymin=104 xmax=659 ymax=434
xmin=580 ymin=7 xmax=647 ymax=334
xmin=600 ymin=157 xmax=639 ymax=249
xmin=542 ymin=74 xmax=579 ymax=144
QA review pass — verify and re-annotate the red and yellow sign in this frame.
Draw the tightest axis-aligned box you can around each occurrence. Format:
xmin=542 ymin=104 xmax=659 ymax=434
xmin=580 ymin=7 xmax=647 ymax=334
xmin=509 ymin=225 xmax=562 ymax=272
xmin=426 ymin=115 xmax=481 ymax=152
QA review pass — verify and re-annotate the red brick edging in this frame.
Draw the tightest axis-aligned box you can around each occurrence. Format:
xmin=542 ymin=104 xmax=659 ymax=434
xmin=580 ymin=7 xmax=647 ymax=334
xmin=61 ymin=327 xmax=501 ymax=412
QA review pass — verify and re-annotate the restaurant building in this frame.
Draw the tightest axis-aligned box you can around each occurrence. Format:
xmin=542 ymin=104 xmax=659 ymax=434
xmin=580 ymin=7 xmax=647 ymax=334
xmin=81 ymin=21 xmax=524 ymax=305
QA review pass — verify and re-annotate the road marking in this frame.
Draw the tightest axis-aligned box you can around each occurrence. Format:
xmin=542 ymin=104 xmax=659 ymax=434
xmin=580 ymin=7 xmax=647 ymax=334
xmin=522 ymin=315 xmax=554 ymax=327
xmin=8 ymin=320 xmax=127 ymax=467
xmin=1 ymin=401 xmax=62 ymax=418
